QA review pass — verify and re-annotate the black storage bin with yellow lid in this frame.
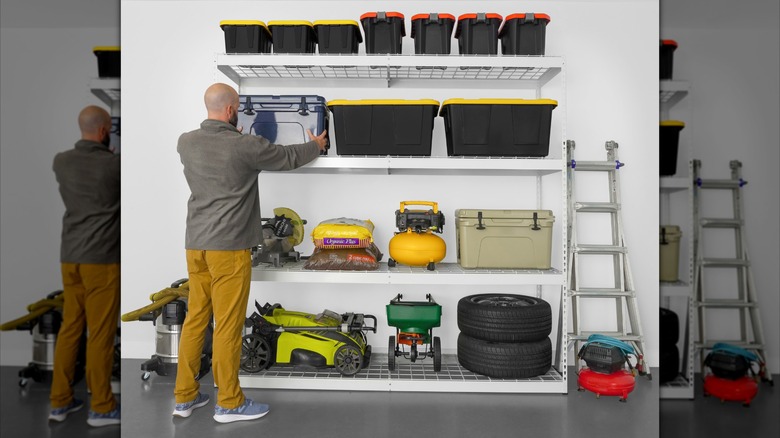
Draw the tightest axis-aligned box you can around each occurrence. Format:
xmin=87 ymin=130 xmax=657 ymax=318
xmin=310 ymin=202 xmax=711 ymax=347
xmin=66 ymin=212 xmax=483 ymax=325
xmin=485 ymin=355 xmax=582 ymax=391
xmin=268 ymin=21 xmax=316 ymax=53
xmin=327 ymin=99 xmax=439 ymax=156
xmin=660 ymin=39 xmax=678 ymax=79
xmin=455 ymin=13 xmax=503 ymax=55
xmin=220 ymin=21 xmax=272 ymax=53
xmin=660 ymin=120 xmax=685 ymax=176
xmin=313 ymin=20 xmax=362 ymax=54
xmin=411 ymin=13 xmax=456 ymax=54
xmin=360 ymin=12 xmax=406 ymax=54
xmin=440 ymin=98 xmax=557 ymax=157
xmin=499 ymin=13 xmax=550 ymax=55
xmin=238 ymin=95 xmax=330 ymax=155
xmin=93 ymin=46 xmax=120 ymax=77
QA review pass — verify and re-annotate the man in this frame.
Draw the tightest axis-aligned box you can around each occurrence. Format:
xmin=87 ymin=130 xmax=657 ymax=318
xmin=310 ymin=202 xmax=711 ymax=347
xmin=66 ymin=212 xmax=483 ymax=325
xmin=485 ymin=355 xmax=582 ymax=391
xmin=173 ymin=83 xmax=326 ymax=423
xmin=49 ymin=105 xmax=121 ymax=427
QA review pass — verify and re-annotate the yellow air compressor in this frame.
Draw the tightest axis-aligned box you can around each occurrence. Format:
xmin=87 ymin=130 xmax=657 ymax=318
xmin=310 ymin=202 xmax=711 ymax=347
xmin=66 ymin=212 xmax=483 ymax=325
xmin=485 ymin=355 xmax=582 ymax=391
xmin=388 ymin=201 xmax=446 ymax=271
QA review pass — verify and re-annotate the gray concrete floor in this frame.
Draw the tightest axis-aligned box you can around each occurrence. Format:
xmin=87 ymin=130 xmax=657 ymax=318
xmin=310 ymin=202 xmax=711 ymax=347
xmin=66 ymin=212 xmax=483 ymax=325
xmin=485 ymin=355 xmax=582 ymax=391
xmin=660 ymin=374 xmax=779 ymax=437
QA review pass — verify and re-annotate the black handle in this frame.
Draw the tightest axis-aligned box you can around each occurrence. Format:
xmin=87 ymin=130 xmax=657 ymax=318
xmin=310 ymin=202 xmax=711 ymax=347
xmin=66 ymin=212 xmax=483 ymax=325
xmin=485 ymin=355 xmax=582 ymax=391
xmin=660 ymin=228 xmax=668 ymax=245
xmin=170 ymin=278 xmax=188 ymax=288
xmin=46 ymin=290 xmax=64 ymax=299
xmin=532 ymin=212 xmax=541 ymax=231
xmin=477 ymin=211 xmax=485 ymax=230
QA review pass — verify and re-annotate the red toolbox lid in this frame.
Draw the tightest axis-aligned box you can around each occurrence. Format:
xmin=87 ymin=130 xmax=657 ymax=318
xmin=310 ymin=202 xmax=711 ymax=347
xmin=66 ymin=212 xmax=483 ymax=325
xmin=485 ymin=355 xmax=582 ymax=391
xmin=661 ymin=39 xmax=678 ymax=47
xmin=505 ymin=13 xmax=551 ymax=22
xmin=457 ymin=13 xmax=503 ymax=22
xmin=411 ymin=13 xmax=456 ymax=22
xmin=360 ymin=11 xmax=405 ymax=21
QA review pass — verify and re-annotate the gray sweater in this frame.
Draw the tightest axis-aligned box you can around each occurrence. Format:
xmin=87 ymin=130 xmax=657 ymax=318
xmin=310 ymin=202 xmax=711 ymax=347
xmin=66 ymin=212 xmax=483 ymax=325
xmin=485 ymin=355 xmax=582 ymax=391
xmin=178 ymin=119 xmax=320 ymax=250
xmin=53 ymin=140 xmax=121 ymax=264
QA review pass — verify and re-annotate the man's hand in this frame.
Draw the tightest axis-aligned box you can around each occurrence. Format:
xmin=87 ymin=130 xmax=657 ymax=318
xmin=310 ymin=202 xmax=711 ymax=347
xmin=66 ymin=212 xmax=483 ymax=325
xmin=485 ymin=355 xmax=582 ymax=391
xmin=307 ymin=129 xmax=328 ymax=152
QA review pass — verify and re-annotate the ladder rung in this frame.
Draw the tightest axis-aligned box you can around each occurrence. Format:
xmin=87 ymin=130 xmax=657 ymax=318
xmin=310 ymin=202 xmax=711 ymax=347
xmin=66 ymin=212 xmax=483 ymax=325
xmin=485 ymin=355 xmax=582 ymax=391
xmin=696 ymin=342 xmax=764 ymax=350
xmin=702 ymin=258 xmax=750 ymax=267
xmin=573 ymin=161 xmax=623 ymax=172
xmin=571 ymin=288 xmax=634 ymax=297
xmin=569 ymin=332 xmax=643 ymax=342
xmin=697 ymin=299 xmax=757 ymax=308
xmin=575 ymin=202 xmax=620 ymax=213
xmin=575 ymin=245 xmax=627 ymax=254
xmin=700 ymin=218 xmax=743 ymax=228
xmin=697 ymin=179 xmax=744 ymax=189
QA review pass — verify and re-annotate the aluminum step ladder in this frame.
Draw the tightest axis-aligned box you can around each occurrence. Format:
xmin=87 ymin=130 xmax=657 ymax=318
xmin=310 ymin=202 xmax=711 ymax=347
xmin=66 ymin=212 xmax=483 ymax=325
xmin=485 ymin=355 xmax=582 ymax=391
xmin=692 ymin=160 xmax=773 ymax=383
xmin=566 ymin=140 xmax=649 ymax=377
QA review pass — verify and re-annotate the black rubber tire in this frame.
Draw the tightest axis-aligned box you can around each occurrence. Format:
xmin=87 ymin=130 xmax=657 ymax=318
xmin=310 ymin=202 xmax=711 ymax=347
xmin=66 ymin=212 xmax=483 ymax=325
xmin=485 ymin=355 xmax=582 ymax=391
xmin=334 ymin=345 xmax=363 ymax=376
xmin=433 ymin=337 xmax=442 ymax=372
xmin=660 ymin=307 xmax=679 ymax=345
xmin=659 ymin=344 xmax=679 ymax=384
xmin=457 ymin=294 xmax=552 ymax=343
xmin=240 ymin=334 xmax=272 ymax=373
xmin=388 ymin=336 xmax=396 ymax=371
xmin=457 ymin=333 xmax=551 ymax=379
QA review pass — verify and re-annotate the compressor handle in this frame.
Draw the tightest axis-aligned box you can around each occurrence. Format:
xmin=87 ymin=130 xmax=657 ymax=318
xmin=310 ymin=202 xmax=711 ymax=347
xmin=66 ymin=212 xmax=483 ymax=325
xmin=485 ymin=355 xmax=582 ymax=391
xmin=399 ymin=201 xmax=439 ymax=214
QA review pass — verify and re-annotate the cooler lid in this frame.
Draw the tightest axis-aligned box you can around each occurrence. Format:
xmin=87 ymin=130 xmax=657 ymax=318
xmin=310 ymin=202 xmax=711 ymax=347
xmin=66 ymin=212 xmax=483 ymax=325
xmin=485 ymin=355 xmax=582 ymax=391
xmin=267 ymin=20 xmax=314 ymax=27
xmin=327 ymin=99 xmax=440 ymax=107
xmin=360 ymin=11 xmax=405 ymax=20
xmin=456 ymin=209 xmax=555 ymax=221
xmin=411 ymin=13 xmax=456 ymax=22
xmin=92 ymin=46 xmax=120 ymax=52
xmin=661 ymin=39 xmax=678 ymax=47
xmin=660 ymin=120 xmax=685 ymax=127
xmin=505 ymin=13 xmax=551 ymax=22
xmin=220 ymin=20 xmax=268 ymax=30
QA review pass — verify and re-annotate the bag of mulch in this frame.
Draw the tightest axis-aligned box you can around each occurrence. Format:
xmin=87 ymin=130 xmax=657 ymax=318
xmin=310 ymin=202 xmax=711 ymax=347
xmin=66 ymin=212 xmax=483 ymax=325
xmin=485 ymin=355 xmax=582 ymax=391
xmin=304 ymin=243 xmax=383 ymax=271
xmin=311 ymin=218 xmax=375 ymax=249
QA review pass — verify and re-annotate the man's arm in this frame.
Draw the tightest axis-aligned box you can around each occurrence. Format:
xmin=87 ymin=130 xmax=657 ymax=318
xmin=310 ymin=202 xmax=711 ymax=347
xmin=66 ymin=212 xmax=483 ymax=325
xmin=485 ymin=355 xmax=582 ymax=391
xmin=245 ymin=129 xmax=327 ymax=171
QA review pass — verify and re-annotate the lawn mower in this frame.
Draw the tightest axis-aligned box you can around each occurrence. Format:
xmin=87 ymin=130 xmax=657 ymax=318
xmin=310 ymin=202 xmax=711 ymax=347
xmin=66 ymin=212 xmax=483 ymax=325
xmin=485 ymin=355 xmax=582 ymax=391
xmin=241 ymin=301 xmax=376 ymax=376
xmin=576 ymin=334 xmax=639 ymax=402
xmin=702 ymin=343 xmax=765 ymax=407
xmin=386 ymin=294 xmax=442 ymax=372
xmin=388 ymin=201 xmax=446 ymax=271
xmin=251 ymin=207 xmax=307 ymax=268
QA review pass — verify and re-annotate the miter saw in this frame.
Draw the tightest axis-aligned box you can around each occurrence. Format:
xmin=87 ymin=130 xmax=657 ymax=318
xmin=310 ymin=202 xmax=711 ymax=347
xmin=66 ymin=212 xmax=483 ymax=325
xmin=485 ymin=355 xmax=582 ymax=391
xmin=251 ymin=207 xmax=307 ymax=267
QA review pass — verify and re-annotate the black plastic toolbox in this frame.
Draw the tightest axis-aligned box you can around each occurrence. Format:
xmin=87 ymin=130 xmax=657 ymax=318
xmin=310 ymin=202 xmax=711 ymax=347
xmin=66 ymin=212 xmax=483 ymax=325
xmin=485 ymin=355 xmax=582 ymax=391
xmin=579 ymin=343 xmax=628 ymax=375
xmin=313 ymin=20 xmax=362 ymax=54
xmin=411 ymin=13 xmax=456 ymax=55
xmin=360 ymin=11 xmax=406 ymax=54
xmin=440 ymin=98 xmax=557 ymax=157
xmin=238 ymin=95 xmax=329 ymax=155
xmin=220 ymin=20 xmax=272 ymax=53
xmin=499 ymin=13 xmax=550 ymax=55
xmin=660 ymin=120 xmax=685 ymax=176
xmin=268 ymin=21 xmax=316 ymax=54
xmin=660 ymin=39 xmax=678 ymax=79
xmin=705 ymin=350 xmax=750 ymax=380
xmin=327 ymin=99 xmax=440 ymax=156
xmin=454 ymin=13 xmax=503 ymax=55
xmin=93 ymin=46 xmax=120 ymax=77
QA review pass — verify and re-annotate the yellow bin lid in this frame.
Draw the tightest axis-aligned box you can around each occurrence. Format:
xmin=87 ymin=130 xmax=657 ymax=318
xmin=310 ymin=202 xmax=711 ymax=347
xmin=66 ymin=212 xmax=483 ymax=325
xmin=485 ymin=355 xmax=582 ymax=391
xmin=660 ymin=120 xmax=685 ymax=127
xmin=327 ymin=99 xmax=440 ymax=106
xmin=442 ymin=98 xmax=558 ymax=107
xmin=220 ymin=20 xmax=268 ymax=29
xmin=267 ymin=20 xmax=314 ymax=27
xmin=93 ymin=46 xmax=120 ymax=52
xmin=313 ymin=20 xmax=360 ymax=27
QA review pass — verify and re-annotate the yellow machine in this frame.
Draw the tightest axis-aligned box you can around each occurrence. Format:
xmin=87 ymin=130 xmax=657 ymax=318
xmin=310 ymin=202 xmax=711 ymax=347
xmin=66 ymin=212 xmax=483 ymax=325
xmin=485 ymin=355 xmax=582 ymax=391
xmin=388 ymin=201 xmax=446 ymax=271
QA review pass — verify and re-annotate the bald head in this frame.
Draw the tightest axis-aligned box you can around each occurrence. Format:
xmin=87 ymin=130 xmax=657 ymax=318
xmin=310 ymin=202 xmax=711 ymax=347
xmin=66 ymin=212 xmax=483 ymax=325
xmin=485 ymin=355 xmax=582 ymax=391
xmin=205 ymin=83 xmax=239 ymax=125
xmin=79 ymin=106 xmax=111 ymax=136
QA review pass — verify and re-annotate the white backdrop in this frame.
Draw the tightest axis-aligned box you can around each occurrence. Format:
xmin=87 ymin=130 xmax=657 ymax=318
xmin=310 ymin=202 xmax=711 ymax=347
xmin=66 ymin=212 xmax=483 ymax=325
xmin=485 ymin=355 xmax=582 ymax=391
xmin=120 ymin=0 xmax=660 ymax=367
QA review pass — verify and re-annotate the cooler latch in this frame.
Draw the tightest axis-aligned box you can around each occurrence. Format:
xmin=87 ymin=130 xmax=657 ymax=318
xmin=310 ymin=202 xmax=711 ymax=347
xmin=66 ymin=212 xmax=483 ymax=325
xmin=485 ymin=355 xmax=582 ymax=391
xmin=660 ymin=228 xmax=668 ymax=245
xmin=532 ymin=212 xmax=541 ymax=231
xmin=476 ymin=12 xmax=487 ymax=23
xmin=243 ymin=96 xmax=255 ymax=115
xmin=298 ymin=96 xmax=309 ymax=116
xmin=477 ymin=211 xmax=485 ymax=230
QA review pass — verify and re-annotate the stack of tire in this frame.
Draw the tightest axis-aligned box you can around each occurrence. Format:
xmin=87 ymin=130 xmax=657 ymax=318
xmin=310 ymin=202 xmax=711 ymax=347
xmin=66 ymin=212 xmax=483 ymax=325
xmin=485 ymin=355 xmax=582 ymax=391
xmin=457 ymin=294 xmax=552 ymax=378
xmin=659 ymin=307 xmax=680 ymax=383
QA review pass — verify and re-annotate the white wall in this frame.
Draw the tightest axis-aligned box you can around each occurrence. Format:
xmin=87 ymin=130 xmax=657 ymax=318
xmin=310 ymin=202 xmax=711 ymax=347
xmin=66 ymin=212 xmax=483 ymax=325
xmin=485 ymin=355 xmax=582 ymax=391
xmin=120 ymin=0 xmax=661 ymax=367
xmin=661 ymin=0 xmax=780 ymax=372
xmin=0 ymin=26 xmax=120 ymax=365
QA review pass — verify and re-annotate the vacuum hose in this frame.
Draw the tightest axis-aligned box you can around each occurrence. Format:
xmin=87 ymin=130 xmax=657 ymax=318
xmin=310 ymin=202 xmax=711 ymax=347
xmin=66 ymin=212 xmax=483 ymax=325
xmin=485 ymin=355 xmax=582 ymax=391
xmin=120 ymin=281 xmax=190 ymax=322
xmin=0 ymin=294 xmax=65 ymax=331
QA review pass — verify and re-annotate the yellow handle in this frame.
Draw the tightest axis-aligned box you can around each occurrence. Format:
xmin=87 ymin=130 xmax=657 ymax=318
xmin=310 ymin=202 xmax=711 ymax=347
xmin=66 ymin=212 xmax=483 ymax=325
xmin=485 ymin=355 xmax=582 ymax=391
xmin=399 ymin=201 xmax=438 ymax=214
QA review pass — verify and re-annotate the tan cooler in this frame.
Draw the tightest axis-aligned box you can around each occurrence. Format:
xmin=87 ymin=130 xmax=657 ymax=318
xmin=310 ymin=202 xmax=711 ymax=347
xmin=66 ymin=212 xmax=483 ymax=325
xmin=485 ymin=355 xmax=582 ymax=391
xmin=660 ymin=225 xmax=682 ymax=281
xmin=455 ymin=209 xmax=554 ymax=269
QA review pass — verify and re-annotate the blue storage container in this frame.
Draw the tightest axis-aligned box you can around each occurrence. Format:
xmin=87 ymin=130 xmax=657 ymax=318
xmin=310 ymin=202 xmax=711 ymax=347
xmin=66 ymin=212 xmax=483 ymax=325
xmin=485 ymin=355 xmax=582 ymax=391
xmin=237 ymin=95 xmax=330 ymax=155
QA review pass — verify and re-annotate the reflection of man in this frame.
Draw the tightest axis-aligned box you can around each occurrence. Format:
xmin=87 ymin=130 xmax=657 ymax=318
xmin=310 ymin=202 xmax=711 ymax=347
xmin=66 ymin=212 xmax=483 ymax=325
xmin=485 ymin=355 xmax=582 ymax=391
xmin=173 ymin=83 xmax=326 ymax=423
xmin=49 ymin=105 xmax=121 ymax=427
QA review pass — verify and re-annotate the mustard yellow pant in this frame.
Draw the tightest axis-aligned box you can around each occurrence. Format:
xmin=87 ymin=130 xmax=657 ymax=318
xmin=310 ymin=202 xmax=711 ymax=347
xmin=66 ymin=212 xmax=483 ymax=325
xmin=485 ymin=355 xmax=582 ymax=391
xmin=50 ymin=263 xmax=120 ymax=414
xmin=175 ymin=249 xmax=251 ymax=409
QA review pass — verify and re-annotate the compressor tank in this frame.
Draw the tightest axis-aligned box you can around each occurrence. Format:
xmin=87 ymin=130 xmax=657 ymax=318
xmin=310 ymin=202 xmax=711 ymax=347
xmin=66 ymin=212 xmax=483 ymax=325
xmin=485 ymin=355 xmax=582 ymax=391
xmin=389 ymin=229 xmax=446 ymax=267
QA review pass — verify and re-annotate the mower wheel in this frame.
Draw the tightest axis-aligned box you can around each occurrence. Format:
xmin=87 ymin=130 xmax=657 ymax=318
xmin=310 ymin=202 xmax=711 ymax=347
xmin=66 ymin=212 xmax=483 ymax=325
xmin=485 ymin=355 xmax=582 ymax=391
xmin=457 ymin=333 xmax=551 ymax=379
xmin=388 ymin=336 xmax=396 ymax=371
xmin=457 ymin=294 xmax=551 ymax=343
xmin=240 ymin=334 xmax=271 ymax=373
xmin=433 ymin=337 xmax=442 ymax=372
xmin=334 ymin=345 xmax=363 ymax=376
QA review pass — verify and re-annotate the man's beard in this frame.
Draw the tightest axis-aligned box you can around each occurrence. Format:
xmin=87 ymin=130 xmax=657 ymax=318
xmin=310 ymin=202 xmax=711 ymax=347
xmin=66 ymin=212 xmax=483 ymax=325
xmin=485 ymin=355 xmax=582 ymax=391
xmin=229 ymin=110 xmax=238 ymax=127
